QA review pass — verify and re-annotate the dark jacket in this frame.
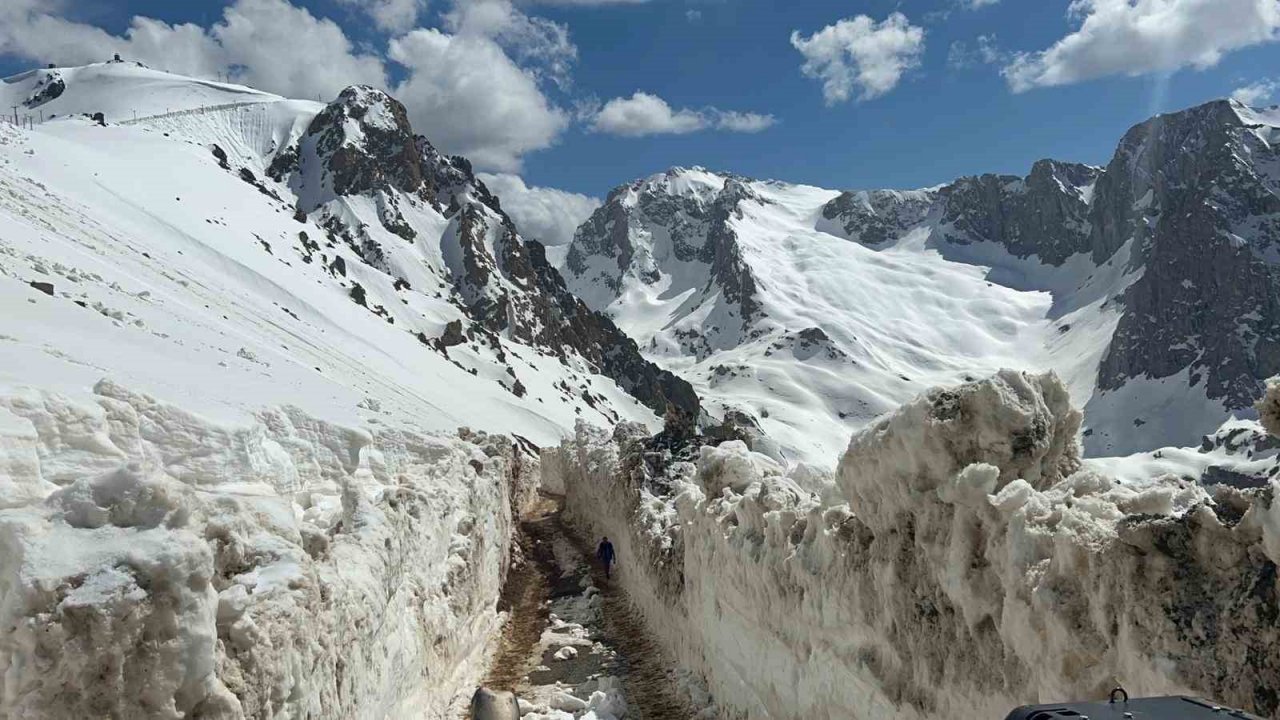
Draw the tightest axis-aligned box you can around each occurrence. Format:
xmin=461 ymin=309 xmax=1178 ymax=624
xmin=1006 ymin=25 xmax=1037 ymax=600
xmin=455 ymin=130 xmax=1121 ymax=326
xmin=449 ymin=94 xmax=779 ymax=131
xmin=596 ymin=540 xmax=615 ymax=565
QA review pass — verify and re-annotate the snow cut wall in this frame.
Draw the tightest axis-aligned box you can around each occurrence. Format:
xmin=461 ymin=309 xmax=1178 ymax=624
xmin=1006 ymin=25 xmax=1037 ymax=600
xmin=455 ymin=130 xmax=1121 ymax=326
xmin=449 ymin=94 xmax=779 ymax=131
xmin=550 ymin=370 xmax=1280 ymax=719
xmin=0 ymin=380 xmax=538 ymax=719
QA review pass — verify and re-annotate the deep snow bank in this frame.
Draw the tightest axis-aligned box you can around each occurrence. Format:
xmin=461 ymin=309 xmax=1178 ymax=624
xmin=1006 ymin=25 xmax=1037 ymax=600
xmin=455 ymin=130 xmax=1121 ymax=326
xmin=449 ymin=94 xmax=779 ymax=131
xmin=0 ymin=380 xmax=537 ymax=719
xmin=1260 ymin=377 xmax=1280 ymax=439
xmin=550 ymin=370 xmax=1280 ymax=719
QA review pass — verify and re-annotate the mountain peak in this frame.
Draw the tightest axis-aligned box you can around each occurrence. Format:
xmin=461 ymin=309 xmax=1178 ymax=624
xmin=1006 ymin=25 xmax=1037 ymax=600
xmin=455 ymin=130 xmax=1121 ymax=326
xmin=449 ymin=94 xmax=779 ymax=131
xmin=329 ymin=85 xmax=409 ymax=134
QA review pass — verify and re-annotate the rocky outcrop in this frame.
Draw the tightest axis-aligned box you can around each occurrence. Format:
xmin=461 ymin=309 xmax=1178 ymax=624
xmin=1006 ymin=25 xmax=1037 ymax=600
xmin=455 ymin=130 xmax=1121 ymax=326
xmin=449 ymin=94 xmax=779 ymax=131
xmin=820 ymin=160 xmax=1097 ymax=264
xmin=22 ymin=70 xmax=65 ymax=108
xmin=702 ymin=179 xmax=763 ymax=325
xmin=820 ymin=188 xmax=933 ymax=245
xmin=938 ymin=159 xmax=1098 ymax=265
xmin=269 ymin=86 xmax=699 ymax=422
xmin=818 ymin=99 xmax=1280 ymax=430
xmin=564 ymin=168 xmax=764 ymax=334
xmin=1094 ymin=101 xmax=1280 ymax=408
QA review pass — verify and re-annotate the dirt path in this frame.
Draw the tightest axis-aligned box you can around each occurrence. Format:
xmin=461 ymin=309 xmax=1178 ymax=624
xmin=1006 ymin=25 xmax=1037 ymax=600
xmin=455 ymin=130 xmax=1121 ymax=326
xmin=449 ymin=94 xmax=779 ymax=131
xmin=479 ymin=494 xmax=705 ymax=719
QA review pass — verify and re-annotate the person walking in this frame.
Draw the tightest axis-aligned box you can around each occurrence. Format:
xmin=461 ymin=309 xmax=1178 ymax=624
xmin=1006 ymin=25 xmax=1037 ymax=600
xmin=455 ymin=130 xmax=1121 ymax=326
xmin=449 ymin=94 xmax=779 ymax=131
xmin=596 ymin=536 xmax=616 ymax=579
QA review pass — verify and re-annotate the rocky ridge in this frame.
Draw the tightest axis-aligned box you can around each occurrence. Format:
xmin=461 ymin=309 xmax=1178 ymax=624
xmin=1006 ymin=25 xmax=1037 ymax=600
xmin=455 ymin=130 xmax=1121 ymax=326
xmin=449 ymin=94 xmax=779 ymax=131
xmin=266 ymin=86 xmax=698 ymax=421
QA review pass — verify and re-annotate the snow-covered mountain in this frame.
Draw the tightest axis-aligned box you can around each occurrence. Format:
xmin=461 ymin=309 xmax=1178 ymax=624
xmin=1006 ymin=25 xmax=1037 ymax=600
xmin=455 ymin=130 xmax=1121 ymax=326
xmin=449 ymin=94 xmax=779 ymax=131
xmin=561 ymin=99 xmax=1280 ymax=465
xmin=0 ymin=62 xmax=695 ymax=446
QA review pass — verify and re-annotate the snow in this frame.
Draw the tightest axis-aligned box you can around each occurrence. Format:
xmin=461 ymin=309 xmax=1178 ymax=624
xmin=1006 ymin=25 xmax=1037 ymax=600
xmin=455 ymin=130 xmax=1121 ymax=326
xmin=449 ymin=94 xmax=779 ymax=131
xmin=566 ymin=169 xmax=1152 ymax=468
xmin=1082 ymin=367 xmax=1236 ymax=456
xmin=0 ymin=381 xmax=540 ymax=718
xmin=1259 ymin=376 xmax=1280 ymax=437
xmin=550 ymin=370 xmax=1280 ymax=718
xmin=0 ymin=63 xmax=657 ymax=444
xmin=1 ymin=63 xmax=279 ymax=124
xmin=0 ymin=62 xmax=661 ymax=717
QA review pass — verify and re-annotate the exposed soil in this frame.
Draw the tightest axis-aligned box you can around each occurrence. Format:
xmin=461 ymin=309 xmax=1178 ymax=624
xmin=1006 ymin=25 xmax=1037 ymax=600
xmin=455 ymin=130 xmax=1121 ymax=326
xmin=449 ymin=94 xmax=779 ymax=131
xmin=479 ymin=494 xmax=700 ymax=719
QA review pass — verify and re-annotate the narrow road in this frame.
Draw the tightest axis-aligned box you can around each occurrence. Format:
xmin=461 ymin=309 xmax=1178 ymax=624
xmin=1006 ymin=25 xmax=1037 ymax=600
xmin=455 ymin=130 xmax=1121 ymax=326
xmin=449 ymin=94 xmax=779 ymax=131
xmin=479 ymin=494 xmax=708 ymax=719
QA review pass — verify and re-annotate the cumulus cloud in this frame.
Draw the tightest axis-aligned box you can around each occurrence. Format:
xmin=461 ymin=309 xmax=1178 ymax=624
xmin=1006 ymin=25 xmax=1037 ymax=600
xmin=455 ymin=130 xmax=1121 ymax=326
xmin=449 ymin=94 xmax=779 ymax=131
xmin=790 ymin=13 xmax=926 ymax=105
xmin=1232 ymin=78 xmax=1280 ymax=105
xmin=591 ymin=92 xmax=705 ymax=135
xmin=1003 ymin=0 xmax=1280 ymax=93
xmin=589 ymin=92 xmax=776 ymax=136
xmin=389 ymin=30 xmax=568 ymax=171
xmin=443 ymin=0 xmax=577 ymax=88
xmin=478 ymin=173 xmax=600 ymax=246
xmin=338 ymin=0 xmax=426 ymax=33
xmin=960 ymin=0 xmax=1000 ymax=8
xmin=0 ymin=0 xmax=576 ymax=172
xmin=0 ymin=0 xmax=386 ymax=100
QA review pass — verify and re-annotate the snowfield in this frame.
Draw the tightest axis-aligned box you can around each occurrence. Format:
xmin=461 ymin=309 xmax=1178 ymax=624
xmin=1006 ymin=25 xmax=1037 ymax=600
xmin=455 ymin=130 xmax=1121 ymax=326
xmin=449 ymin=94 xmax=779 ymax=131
xmin=549 ymin=370 xmax=1280 ymax=718
xmin=0 ymin=66 xmax=659 ymax=444
xmin=560 ymin=169 xmax=1125 ymax=466
xmin=563 ymin=102 xmax=1280 ymax=466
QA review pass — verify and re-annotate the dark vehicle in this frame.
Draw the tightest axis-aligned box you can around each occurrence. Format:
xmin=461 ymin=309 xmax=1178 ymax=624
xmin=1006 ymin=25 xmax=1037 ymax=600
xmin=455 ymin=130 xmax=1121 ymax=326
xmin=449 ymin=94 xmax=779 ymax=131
xmin=1006 ymin=689 xmax=1264 ymax=720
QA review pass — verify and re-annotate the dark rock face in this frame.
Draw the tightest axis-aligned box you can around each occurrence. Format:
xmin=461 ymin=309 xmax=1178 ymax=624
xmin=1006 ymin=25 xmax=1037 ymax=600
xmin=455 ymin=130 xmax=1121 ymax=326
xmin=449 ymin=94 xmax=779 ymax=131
xmin=269 ymin=85 xmax=700 ymax=422
xmin=23 ymin=70 xmax=65 ymax=108
xmin=937 ymin=159 xmax=1098 ymax=265
xmin=302 ymin=86 xmax=427 ymax=203
xmin=821 ymin=189 xmax=933 ymax=245
xmin=820 ymin=99 xmax=1280 ymax=424
xmin=703 ymin=180 xmax=763 ymax=325
xmin=565 ymin=170 xmax=763 ymax=332
xmin=1095 ymin=101 xmax=1280 ymax=407
xmin=821 ymin=160 xmax=1097 ymax=264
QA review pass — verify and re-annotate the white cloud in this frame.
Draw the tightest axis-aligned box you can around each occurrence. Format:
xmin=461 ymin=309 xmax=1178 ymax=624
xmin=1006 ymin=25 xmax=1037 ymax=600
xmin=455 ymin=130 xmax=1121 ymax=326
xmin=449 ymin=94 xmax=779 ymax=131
xmin=790 ymin=13 xmax=925 ymax=105
xmin=1232 ymin=78 xmax=1280 ymax=105
xmin=389 ymin=29 xmax=568 ymax=171
xmin=0 ymin=0 xmax=387 ymax=101
xmin=588 ymin=92 xmax=776 ymax=137
xmin=214 ymin=0 xmax=389 ymax=98
xmin=961 ymin=0 xmax=1000 ymax=8
xmin=338 ymin=0 xmax=426 ymax=33
xmin=0 ymin=0 xmax=575 ymax=172
xmin=686 ymin=9 xmax=703 ymax=22
xmin=478 ymin=173 xmax=600 ymax=246
xmin=591 ymin=92 xmax=706 ymax=135
xmin=1003 ymin=0 xmax=1280 ymax=93
xmin=443 ymin=0 xmax=576 ymax=88
xmin=948 ymin=34 xmax=1004 ymax=69
xmin=715 ymin=110 xmax=776 ymax=133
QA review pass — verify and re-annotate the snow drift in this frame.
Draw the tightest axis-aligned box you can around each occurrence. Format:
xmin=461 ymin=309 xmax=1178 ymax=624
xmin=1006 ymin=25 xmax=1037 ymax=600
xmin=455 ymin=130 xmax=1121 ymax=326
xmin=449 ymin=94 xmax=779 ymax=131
xmin=0 ymin=380 xmax=538 ymax=718
xmin=550 ymin=370 xmax=1280 ymax=718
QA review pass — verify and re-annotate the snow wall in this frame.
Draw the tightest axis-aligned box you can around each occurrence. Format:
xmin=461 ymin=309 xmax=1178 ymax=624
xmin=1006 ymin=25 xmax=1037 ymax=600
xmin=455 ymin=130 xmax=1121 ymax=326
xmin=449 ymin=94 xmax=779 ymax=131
xmin=0 ymin=379 xmax=539 ymax=719
xmin=548 ymin=369 xmax=1280 ymax=719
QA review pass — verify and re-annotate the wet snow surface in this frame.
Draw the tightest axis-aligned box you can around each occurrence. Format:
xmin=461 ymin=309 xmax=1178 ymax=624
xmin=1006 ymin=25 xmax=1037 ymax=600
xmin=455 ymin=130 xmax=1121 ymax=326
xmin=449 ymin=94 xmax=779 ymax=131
xmin=481 ymin=495 xmax=712 ymax=720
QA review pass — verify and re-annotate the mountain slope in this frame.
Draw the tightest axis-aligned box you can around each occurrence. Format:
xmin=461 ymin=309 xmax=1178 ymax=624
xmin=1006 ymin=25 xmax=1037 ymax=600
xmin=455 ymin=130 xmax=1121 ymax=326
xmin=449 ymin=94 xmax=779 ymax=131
xmin=0 ymin=63 xmax=695 ymax=447
xmin=562 ymin=99 xmax=1280 ymax=464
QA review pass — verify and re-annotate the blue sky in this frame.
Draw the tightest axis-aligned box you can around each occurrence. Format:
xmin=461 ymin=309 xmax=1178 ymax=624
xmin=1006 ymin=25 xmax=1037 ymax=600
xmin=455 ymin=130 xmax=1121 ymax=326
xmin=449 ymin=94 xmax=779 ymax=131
xmin=3 ymin=0 xmax=1279 ymax=241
